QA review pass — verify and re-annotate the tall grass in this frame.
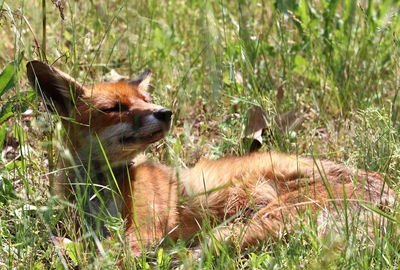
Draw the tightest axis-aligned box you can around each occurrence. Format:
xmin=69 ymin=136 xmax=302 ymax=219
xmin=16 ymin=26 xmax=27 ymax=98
xmin=0 ymin=0 xmax=399 ymax=268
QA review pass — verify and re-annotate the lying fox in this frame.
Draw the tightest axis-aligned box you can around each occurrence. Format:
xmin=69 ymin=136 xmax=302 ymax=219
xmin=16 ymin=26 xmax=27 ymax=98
xmin=27 ymin=61 xmax=395 ymax=257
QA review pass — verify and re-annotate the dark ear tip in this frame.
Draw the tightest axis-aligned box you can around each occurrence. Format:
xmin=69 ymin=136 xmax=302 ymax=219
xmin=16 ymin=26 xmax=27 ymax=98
xmin=129 ymin=68 xmax=153 ymax=85
xmin=26 ymin=61 xmax=55 ymax=88
xmin=26 ymin=60 xmax=48 ymax=70
xmin=26 ymin=61 xmax=40 ymax=83
xmin=26 ymin=60 xmax=52 ymax=76
xmin=26 ymin=61 xmax=35 ymax=73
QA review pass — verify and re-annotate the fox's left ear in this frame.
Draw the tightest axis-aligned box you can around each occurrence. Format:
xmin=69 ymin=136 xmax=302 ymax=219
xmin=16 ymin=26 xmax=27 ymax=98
xmin=27 ymin=60 xmax=86 ymax=115
xmin=129 ymin=69 xmax=152 ymax=99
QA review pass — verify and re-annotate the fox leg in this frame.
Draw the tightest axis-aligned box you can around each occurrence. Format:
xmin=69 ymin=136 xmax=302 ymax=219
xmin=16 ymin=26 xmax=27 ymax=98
xmin=210 ymin=182 xmax=370 ymax=250
xmin=213 ymin=179 xmax=394 ymax=253
xmin=122 ymin=163 xmax=179 ymax=257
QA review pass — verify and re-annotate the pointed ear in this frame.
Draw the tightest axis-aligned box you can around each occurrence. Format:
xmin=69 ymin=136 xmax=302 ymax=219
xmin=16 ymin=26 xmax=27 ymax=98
xmin=26 ymin=60 xmax=86 ymax=114
xmin=129 ymin=69 xmax=152 ymax=99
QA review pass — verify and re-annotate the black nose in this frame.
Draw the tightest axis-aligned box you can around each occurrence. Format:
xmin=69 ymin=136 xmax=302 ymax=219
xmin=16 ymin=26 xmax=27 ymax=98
xmin=153 ymin=109 xmax=172 ymax=122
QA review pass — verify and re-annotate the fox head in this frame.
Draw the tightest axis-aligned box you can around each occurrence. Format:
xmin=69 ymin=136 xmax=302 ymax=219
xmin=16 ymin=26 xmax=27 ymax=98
xmin=26 ymin=61 xmax=172 ymax=165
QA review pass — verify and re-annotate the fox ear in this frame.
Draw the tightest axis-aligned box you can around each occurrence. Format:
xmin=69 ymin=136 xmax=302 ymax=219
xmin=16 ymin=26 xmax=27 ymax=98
xmin=26 ymin=61 xmax=86 ymax=114
xmin=129 ymin=69 xmax=152 ymax=98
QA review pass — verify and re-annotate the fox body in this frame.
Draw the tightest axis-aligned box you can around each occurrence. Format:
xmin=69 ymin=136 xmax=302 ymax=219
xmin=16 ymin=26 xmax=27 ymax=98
xmin=27 ymin=61 xmax=395 ymax=255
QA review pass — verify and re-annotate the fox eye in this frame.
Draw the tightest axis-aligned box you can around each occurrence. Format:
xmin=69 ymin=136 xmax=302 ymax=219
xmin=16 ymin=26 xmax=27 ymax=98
xmin=102 ymin=103 xmax=129 ymax=113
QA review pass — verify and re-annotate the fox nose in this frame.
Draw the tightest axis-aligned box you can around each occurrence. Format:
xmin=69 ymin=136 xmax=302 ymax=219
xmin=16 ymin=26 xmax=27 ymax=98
xmin=153 ymin=109 xmax=172 ymax=122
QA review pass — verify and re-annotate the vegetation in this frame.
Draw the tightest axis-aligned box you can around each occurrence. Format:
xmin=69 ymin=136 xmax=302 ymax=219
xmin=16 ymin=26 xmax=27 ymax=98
xmin=0 ymin=0 xmax=399 ymax=268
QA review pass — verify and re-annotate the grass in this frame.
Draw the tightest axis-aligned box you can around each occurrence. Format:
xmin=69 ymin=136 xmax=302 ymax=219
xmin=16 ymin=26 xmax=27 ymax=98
xmin=0 ymin=0 xmax=400 ymax=268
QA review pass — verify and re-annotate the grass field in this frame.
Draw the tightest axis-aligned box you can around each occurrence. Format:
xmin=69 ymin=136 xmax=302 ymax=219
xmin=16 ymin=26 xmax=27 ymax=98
xmin=0 ymin=0 xmax=399 ymax=269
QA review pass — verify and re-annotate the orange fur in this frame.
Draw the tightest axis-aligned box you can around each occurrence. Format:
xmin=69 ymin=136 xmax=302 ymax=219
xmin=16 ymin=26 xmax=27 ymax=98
xmin=27 ymin=61 xmax=396 ymax=256
xmin=122 ymin=152 xmax=395 ymax=254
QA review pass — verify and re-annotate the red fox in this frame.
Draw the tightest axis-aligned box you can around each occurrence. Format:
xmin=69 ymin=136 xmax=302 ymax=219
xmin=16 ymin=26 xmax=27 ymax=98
xmin=27 ymin=61 xmax=395 ymax=257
